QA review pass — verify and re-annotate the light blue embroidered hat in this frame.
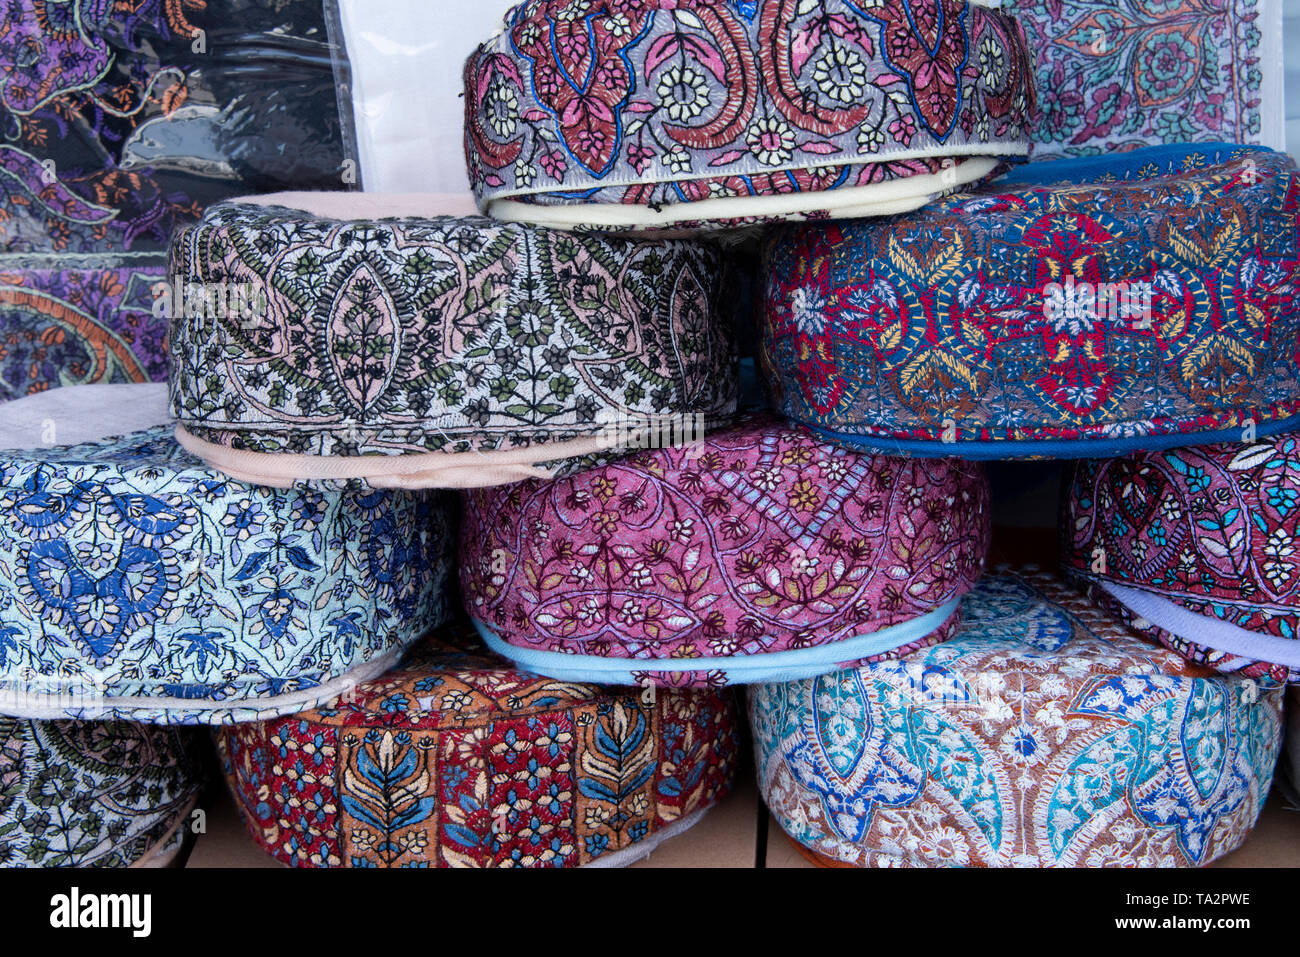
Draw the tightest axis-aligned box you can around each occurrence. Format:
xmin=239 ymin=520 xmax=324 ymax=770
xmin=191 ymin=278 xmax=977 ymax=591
xmin=750 ymin=571 xmax=1283 ymax=867
xmin=0 ymin=386 xmax=455 ymax=724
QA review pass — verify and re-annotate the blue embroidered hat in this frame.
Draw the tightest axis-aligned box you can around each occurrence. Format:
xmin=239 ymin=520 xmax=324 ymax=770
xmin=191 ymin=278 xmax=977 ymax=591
xmin=1 ymin=717 xmax=203 ymax=867
xmin=0 ymin=388 xmax=455 ymax=724
xmin=996 ymin=143 xmax=1273 ymax=188
xmin=751 ymin=571 xmax=1283 ymax=867
xmin=761 ymin=149 xmax=1300 ymax=459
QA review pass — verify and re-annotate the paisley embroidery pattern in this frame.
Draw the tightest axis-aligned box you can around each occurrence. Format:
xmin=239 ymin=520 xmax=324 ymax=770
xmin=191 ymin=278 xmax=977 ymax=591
xmin=0 ymin=426 xmax=455 ymax=723
xmin=1064 ymin=433 xmax=1300 ymax=683
xmin=1009 ymin=0 xmax=1271 ymax=158
xmin=0 ymin=256 xmax=168 ymax=401
xmin=464 ymin=0 xmax=1032 ymax=225
xmin=761 ymin=150 xmax=1300 ymax=456
xmin=168 ymin=202 xmax=738 ymax=468
xmin=0 ymin=0 xmax=352 ymax=254
xmin=461 ymin=414 xmax=990 ymax=687
xmin=0 ymin=717 xmax=202 ymax=867
xmin=750 ymin=572 xmax=1284 ymax=867
xmin=215 ymin=625 xmax=739 ymax=867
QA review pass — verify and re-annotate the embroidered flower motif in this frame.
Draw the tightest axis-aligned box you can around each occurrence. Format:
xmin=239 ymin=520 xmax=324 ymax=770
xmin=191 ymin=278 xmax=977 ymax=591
xmin=749 ymin=465 xmax=783 ymax=491
xmin=656 ymin=65 xmax=711 ymax=123
xmin=627 ymin=142 xmax=655 ymax=174
xmin=856 ymin=121 xmax=886 ymax=155
xmin=484 ymin=81 xmax=520 ymax=139
xmin=662 ymin=147 xmax=691 ymax=174
xmin=888 ymin=114 xmax=917 ymax=147
xmin=538 ymin=149 xmax=567 ymax=180
xmin=221 ymin=499 xmax=265 ymax=540
xmin=789 ymin=287 xmax=827 ymax=336
xmin=978 ymin=35 xmax=1006 ymax=88
xmin=813 ymin=46 xmax=868 ymax=104
xmin=788 ymin=478 xmax=821 ymax=512
xmin=617 ymin=599 xmax=647 ymax=624
xmin=747 ymin=117 xmax=795 ymax=167
xmin=668 ymin=518 xmax=694 ymax=543
xmin=603 ymin=12 xmax=631 ymax=37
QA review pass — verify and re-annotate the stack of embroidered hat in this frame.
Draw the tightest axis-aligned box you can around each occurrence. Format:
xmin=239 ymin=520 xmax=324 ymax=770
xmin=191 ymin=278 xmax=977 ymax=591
xmin=0 ymin=0 xmax=374 ymax=868
xmin=0 ymin=203 xmax=746 ymax=865
xmin=460 ymin=0 xmax=1292 ymax=869
xmin=3 ymin=0 xmax=1294 ymax=871
xmin=739 ymin=0 xmax=1297 ymax=866
xmin=754 ymin=142 xmax=1298 ymax=864
xmin=455 ymin=0 xmax=1038 ymax=686
xmin=156 ymin=185 xmax=750 ymax=864
xmin=187 ymin=0 xmax=1033 ymax=866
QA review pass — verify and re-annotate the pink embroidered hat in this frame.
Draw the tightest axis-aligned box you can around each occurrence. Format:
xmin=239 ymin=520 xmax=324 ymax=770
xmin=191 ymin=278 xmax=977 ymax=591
xmin=460 ymin=414 xmax=990 ymax=687
xmin=464 ymin=0 xmax=1034 ymax=231
xmin=1063 ymin=434 xmax=1300 ymax=685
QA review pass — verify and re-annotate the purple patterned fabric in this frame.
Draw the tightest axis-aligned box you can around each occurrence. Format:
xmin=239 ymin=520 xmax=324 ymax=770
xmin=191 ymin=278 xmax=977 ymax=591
xmin=0 ymin=0 xmax=352 ymax=254
xmin=0 ymin=256 xmax=168 ymax=401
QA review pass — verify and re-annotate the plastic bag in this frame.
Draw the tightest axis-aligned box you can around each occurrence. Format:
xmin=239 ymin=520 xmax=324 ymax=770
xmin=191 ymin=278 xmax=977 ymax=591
xmin=0 ymin=0 xmax=356 ymax=254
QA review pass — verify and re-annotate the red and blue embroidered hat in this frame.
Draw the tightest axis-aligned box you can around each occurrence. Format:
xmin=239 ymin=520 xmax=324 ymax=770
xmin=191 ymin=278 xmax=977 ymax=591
xmin=761 ymin=149 xmax=1300 ymax=459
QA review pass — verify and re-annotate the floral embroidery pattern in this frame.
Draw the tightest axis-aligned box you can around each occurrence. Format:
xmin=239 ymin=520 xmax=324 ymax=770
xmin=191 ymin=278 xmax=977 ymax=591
xmin=0 ymin=426 xmax=454 ymax=723
xmin=0 ymin=256 xmax=168 ymax=401
xmin=751 ymin=572 xmax=1283 ymax=867
xmin=0 ymin=0 xmax=351 ymax=254
xmin=996 ymin=143 xmax=1270 ymax=188
xmin=0 ymin=717 xmax=202 ymax=867
xmin=1009 ymin=0 xmax=1269 ymax=158
xmin=169 ymin=203 xmax=737 ymax=466
xmin=1064 ymin=433 xmax=1300 ymax=683
xmin=464 ymin=0 xmax=1032 ymax=222
xmin=461 ymin=415 xmax=990 ymax=687
xmin=216 ymin=627 xmax=739 ymax=867
xmin=761 ymin=151 xmax=1300 ymax=453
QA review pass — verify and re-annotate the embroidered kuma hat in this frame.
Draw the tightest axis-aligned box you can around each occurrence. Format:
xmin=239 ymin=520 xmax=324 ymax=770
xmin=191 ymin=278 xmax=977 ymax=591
xmin=751 ymin=571 xmax=1283 ymax=867
xmin=1 ymin=717 xmax=203 ymax=867
xmin=464 ymin=0 xmax=1033 ymax=231
xmin=461 ymin=414 xmax=990 ymax=687
xmin=760 ymin=150 xmax=1300 ymax=458
xmin=216 ymin=623 xmax=740 ymax=867
xmin=167 ymin=193 xmax=738 ymax=488
xmin=0 ymin=384 xmax=456 ymax=724
xmin=1063 ymin=432 xmax=1300 ymax=684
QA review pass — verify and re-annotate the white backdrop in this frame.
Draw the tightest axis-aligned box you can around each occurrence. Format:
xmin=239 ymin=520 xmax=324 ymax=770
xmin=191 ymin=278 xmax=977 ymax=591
xmin=1288 ymin=0 xmax=1300 ymax=159
xmin=336 ymin=0 xmax=518 ymax=196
